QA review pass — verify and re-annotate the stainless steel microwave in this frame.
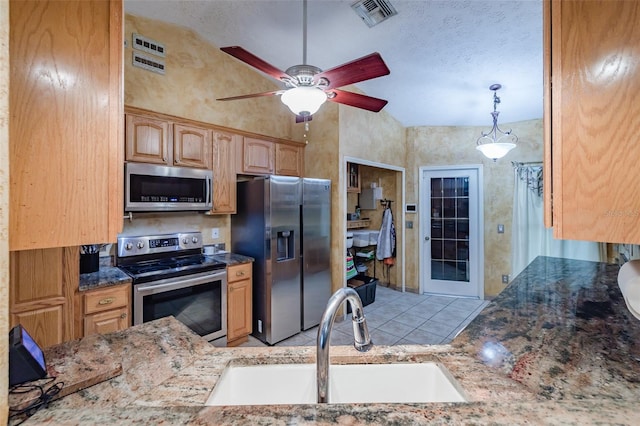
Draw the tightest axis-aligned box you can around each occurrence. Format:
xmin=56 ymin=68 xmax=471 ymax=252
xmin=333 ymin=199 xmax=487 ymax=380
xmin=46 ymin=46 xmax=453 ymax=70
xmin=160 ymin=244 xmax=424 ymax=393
xmin=125 ymin=163 xmax=213 ymax=212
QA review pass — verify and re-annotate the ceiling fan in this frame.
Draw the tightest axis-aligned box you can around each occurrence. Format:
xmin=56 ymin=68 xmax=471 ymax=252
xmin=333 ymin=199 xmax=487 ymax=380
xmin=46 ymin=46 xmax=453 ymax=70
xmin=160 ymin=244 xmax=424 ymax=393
xmin=216 ymin=0 xmax=391 ymax=122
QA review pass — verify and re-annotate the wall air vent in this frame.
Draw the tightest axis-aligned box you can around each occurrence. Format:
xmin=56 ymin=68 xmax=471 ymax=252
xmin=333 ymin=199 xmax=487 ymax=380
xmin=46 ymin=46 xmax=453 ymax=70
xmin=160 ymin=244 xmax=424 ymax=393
xmin=132 ymin=33 xmax=165 ymax=58
xmin=351 ymin=0 xmax=398 ymax=28
xmin=132 ymin=52 xmax=165 ymax=75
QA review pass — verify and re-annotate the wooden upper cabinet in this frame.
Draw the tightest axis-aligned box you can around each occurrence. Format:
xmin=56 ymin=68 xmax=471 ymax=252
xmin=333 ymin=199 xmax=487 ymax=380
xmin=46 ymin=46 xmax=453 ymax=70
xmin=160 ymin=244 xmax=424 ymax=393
xmin=241 ymin=137 xmax=305 ymax=176
xmin=125 ymin=112 xmax=211 ymax=169
xmin=173 ymin=123 xmax=211 ymax=169
xmin=242 ymin=137 xmax=275 ymax=174
xmin=125 ymin=114 xmax=171 ymax=164
xmin=544 ymin=0 xmax=640 ymax=243
xmin=9 ymin=0 xmax=123 ymax=250
xmin=275 ymin=143 xmax=304 ymax=177
xmin=211 ymin=131 xmax=239 ymax=214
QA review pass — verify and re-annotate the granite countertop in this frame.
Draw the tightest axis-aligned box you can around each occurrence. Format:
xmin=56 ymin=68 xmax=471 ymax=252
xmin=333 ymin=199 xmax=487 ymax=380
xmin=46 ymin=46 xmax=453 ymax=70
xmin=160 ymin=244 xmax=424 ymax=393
xmin=79 ymin=265 xmax=132 ymax=291
xmin=17 ymin=256 xmax=640 ymax=424
xmin=78 ymin=253 xmax=253 ymax=292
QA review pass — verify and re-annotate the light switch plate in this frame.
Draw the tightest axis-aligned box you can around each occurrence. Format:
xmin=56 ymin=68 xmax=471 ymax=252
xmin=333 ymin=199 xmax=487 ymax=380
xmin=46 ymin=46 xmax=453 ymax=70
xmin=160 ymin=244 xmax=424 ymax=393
xmin=497 ymin=224 xmax=505 ymax=234
xmin=211 ymin=228 xmax=220 ymax=239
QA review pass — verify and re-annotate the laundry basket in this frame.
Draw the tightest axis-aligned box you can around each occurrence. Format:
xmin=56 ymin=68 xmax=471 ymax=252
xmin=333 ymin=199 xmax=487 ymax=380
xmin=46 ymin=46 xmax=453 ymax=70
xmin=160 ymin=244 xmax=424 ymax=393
xmin=346 ymin=254 xmax=357 ymax=280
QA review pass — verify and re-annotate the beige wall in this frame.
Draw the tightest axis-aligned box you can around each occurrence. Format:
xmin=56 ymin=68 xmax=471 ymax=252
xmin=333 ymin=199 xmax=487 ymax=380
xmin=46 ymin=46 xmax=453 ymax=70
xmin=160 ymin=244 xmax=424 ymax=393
xmin=1 ymin=1 xmax=9 ymax=421
xmin=337 ymin=101 xmax=406 ymax=291
xmin=125 ymin=14 xmax=297 ymax=140
xmin=123 ymin=13 xmax=543 ymax=299
xmin=123 ymin=14 xmax=306 ymax=246
xmin=405 ymin=119 xmax=543 ymax=297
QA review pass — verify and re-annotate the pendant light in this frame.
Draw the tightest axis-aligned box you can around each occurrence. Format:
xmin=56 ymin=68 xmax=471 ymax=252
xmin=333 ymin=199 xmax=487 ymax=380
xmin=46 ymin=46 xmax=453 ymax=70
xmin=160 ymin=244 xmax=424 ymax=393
xmin=476 ymin=84 xmax=518 ymax=161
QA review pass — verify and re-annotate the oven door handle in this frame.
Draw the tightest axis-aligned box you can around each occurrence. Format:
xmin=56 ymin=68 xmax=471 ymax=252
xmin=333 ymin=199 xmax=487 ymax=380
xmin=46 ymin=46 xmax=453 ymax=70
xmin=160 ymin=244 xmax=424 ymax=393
xmin=136 ymin=271 xmax=227 ymax=296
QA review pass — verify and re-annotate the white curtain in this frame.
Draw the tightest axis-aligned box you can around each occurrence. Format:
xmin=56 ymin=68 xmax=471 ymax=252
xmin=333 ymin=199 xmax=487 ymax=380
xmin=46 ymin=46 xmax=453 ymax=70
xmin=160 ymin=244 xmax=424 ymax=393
xmin=510 ymin=164 xmax=602 ymax=278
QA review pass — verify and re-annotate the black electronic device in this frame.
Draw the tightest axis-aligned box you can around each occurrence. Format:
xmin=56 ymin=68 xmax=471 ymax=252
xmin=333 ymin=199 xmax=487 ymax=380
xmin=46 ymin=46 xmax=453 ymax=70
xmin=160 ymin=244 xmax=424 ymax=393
xmin=9 ymin=324 xmax=47 ymax=387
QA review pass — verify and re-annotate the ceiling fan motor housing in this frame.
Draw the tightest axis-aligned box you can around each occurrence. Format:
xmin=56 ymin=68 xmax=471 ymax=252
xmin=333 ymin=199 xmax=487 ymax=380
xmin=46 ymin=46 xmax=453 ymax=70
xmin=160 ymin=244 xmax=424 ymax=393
xmin=285 ymin=64 xmax=323 ymax=87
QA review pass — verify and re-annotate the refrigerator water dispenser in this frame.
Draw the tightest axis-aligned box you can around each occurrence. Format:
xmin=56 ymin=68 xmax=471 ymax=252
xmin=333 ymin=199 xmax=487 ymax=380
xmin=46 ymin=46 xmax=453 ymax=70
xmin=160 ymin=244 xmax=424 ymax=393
xmin=276 ymin=230 xmax=295 ymax=261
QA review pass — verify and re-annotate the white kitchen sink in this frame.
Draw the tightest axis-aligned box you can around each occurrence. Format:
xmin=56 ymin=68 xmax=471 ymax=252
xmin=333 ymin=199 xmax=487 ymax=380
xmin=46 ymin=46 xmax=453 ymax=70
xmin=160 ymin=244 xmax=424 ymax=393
xmin=206 ymin=362 xmax=467 ymax=405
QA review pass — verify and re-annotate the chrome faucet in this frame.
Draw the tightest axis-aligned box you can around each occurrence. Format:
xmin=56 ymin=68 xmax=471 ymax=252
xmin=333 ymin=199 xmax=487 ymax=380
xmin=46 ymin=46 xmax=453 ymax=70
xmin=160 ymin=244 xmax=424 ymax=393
xmin=317 ymin=287 xmax=373 ymax=403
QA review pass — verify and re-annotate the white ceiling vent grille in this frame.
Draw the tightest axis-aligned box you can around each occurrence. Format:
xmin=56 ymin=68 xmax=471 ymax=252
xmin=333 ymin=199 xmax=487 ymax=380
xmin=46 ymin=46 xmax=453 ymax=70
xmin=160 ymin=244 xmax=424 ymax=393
xmin=351 ymin=0 xmax=398 ymax=28
xmin=132 ymin=52 xmax=165 ymax=75
xmin=132 ymin=33 xmax=165 ymax=58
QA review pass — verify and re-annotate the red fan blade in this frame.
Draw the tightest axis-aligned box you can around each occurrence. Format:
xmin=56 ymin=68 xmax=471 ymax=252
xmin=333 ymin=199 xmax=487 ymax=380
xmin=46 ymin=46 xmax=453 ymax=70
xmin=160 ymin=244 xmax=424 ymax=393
xmin=314 ymin=53 xmax=390 ymax=90
xmin=326 ymin=89 xmax=388 ymax=112
xmin=216 ymin=90 xmax=284 ymax=101
xmin=220 ymin=46 xmax=290 ymax=81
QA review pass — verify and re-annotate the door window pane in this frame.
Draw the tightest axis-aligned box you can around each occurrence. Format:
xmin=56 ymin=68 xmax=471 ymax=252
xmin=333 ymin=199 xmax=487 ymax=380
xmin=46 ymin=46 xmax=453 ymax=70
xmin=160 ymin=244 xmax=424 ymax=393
xmin=430 ymin=175 xmax=471 ymax=283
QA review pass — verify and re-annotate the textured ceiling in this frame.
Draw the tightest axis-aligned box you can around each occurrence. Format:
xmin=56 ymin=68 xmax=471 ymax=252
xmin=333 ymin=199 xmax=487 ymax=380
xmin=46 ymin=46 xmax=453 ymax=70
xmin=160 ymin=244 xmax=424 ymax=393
xmin=124 ymin=0 xmax=543 ymax=127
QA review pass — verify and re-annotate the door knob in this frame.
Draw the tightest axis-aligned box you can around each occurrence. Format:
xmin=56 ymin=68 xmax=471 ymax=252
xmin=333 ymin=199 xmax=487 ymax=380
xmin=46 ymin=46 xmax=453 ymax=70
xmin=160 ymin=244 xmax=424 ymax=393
xmin=424 ymin=236 xmax=430 ymax=241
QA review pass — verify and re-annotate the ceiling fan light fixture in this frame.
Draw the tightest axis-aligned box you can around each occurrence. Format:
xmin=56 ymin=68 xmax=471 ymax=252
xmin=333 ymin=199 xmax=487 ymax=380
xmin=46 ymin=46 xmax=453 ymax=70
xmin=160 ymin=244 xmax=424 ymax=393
xmin=281 ymin=86 xmax=327 ymax=116
xmin=476 ymin=84 xmax=518 ymax=161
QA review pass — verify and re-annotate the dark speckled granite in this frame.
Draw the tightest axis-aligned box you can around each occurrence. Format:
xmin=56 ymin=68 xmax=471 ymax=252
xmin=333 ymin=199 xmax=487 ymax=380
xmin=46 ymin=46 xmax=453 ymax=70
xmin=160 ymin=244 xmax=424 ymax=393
xmin=79 ymin=253 xmax=251 ymax=292
xmin=79 ymin=266 xmax=132 ymax=291
xmin=453 ymin=256 xmax=640 ymax=401
xmin=205 ymin=252 xmax=253 ymax=266
xmin=19 ymin=255 xmax=640 ymax=425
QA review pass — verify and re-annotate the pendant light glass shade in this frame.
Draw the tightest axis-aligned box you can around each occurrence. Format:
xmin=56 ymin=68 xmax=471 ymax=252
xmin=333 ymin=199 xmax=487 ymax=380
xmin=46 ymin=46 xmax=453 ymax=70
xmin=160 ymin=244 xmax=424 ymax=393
xmin=281 ymin=86 xmax=327 ymax=116
xmin=476 ymin=84 xmax=518 ymax=161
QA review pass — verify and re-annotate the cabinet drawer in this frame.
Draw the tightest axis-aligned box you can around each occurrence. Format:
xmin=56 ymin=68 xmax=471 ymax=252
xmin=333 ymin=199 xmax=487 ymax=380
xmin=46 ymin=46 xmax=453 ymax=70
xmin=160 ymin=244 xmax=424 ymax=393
xmin=227 ymin=262 xmax=252 ymax=283
xmin=84 ymin=285 xmax=129 ymax=315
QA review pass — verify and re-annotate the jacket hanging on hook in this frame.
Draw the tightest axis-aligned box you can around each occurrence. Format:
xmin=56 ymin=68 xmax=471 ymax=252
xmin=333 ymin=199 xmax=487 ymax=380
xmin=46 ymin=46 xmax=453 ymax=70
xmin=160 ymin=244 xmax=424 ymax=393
xmin=376 ymin=204 xmax=396 ymax=263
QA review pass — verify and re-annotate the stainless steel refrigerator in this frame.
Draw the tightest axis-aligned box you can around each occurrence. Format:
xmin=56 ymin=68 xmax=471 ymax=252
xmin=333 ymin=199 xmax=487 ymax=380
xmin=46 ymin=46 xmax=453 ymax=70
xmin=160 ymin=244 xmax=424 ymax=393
xmin=231 ymin=176 xmax=331 ymax=345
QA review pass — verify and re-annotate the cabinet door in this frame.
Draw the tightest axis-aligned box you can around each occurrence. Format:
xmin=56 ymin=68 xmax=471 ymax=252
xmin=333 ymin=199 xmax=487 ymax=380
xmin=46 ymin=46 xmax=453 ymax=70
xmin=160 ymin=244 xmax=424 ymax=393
xmin=242 ymin=137 xmax=274 ymax=174
xmin=174 ymin=123 xmax=211 ymax=168
xmin=84 ymin=307 xmax=129 ymax=336
xmin=9 ymin=0 xmax=123 ymax=250
xmin=227 ymin=263 xmax=252 ymax=346
xmin=9 ymin=247 xmax=78 ymax=348
xmin=546 ymin=0 xmax=640 ymax=243
xmin=227 ymin=279 xmax=252 ymax=344
xmin=125 ymin=114 xmax=171 ymax=164
xmin=211 ymin=131 xmax=238 ymax=213
xmin=275 ymin=143 xmax=304 ymax=177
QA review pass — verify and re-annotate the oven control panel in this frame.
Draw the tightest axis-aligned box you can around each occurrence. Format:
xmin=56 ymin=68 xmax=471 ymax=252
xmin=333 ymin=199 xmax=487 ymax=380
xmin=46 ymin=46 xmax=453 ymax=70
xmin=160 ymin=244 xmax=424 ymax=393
xmin=117 ymin=232 xmax=202 ymax=257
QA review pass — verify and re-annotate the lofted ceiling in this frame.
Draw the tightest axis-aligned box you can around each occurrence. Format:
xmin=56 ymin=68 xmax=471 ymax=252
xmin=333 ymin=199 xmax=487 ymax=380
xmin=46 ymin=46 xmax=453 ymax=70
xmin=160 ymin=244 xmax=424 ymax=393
xmin=124 ymin=0 xmax=543 ymax=128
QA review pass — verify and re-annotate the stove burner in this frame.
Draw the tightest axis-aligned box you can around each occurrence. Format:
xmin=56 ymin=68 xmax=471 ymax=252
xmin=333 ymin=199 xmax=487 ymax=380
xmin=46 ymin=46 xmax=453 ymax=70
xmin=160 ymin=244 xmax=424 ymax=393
xmin=116 ymin=232 xmax=226 ymax=284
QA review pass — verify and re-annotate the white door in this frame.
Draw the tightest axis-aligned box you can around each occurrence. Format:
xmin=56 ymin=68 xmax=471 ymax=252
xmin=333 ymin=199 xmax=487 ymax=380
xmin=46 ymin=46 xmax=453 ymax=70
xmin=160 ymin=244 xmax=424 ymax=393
xmin=421 ymin=166 xmax=483 ymax=298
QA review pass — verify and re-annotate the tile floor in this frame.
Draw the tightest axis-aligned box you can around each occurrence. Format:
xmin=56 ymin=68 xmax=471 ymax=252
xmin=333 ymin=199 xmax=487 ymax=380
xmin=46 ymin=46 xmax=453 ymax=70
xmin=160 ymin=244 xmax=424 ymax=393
xmin=238 ymin=285 xmax=489 ymax=348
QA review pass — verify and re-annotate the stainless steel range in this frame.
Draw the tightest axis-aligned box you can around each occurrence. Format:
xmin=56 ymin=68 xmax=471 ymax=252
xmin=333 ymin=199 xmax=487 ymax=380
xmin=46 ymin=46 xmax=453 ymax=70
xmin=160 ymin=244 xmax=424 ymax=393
xmin=116 ymin=232 xmax=227 ymax=341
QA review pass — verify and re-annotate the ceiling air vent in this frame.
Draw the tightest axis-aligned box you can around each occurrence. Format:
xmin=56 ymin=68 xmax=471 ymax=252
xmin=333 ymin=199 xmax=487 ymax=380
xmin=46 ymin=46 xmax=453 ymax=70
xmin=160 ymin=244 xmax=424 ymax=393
xmin=132 ymin=52 xmax=165 ymax=75
xmin=132 ymin=33 xmax=166 ymax=58
xmin=351 ymin=0 xmax=398 ymax=28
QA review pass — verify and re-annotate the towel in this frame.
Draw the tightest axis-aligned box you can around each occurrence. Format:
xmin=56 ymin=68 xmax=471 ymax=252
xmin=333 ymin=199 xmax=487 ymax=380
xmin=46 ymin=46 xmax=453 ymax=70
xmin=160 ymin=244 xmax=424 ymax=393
xmin=376 ymin=207 xmax=396 ymax=261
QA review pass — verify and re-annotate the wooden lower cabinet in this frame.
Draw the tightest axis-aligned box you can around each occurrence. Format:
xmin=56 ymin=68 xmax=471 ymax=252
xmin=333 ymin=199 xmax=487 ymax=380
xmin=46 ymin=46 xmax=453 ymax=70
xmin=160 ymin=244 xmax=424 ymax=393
xmin=9 ymin=247 xmax=78 ymax=348
xmin=78 ymin=283 xmax=131 ymax=338
xmin=227 ymin=262 xmax=253 ymax=347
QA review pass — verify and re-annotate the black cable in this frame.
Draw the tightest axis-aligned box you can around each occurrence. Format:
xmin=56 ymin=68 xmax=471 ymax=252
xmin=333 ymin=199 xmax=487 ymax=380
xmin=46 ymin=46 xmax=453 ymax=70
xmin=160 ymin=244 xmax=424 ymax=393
xmin=8 ymin=376 xmax=64 ymax=425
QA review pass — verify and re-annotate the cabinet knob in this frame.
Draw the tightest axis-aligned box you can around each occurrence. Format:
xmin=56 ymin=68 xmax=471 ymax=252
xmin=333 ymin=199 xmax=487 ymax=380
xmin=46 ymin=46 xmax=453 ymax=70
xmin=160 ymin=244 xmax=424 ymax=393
xmin=236 ymin=271 xmax=245 ymax=277
xmin=98 ymin=297 xmax=115 ymax=305
xmin=424 ymin=236 xmax=430 ymax=241
xmin=120 ymin=313 xmax=127 ymax=319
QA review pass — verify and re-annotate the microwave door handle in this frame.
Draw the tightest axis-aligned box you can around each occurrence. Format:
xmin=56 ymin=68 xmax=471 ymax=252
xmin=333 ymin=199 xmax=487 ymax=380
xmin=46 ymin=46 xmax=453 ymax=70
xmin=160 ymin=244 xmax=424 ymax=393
xmin=207 ymin=176 xmax=212 ymax=206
